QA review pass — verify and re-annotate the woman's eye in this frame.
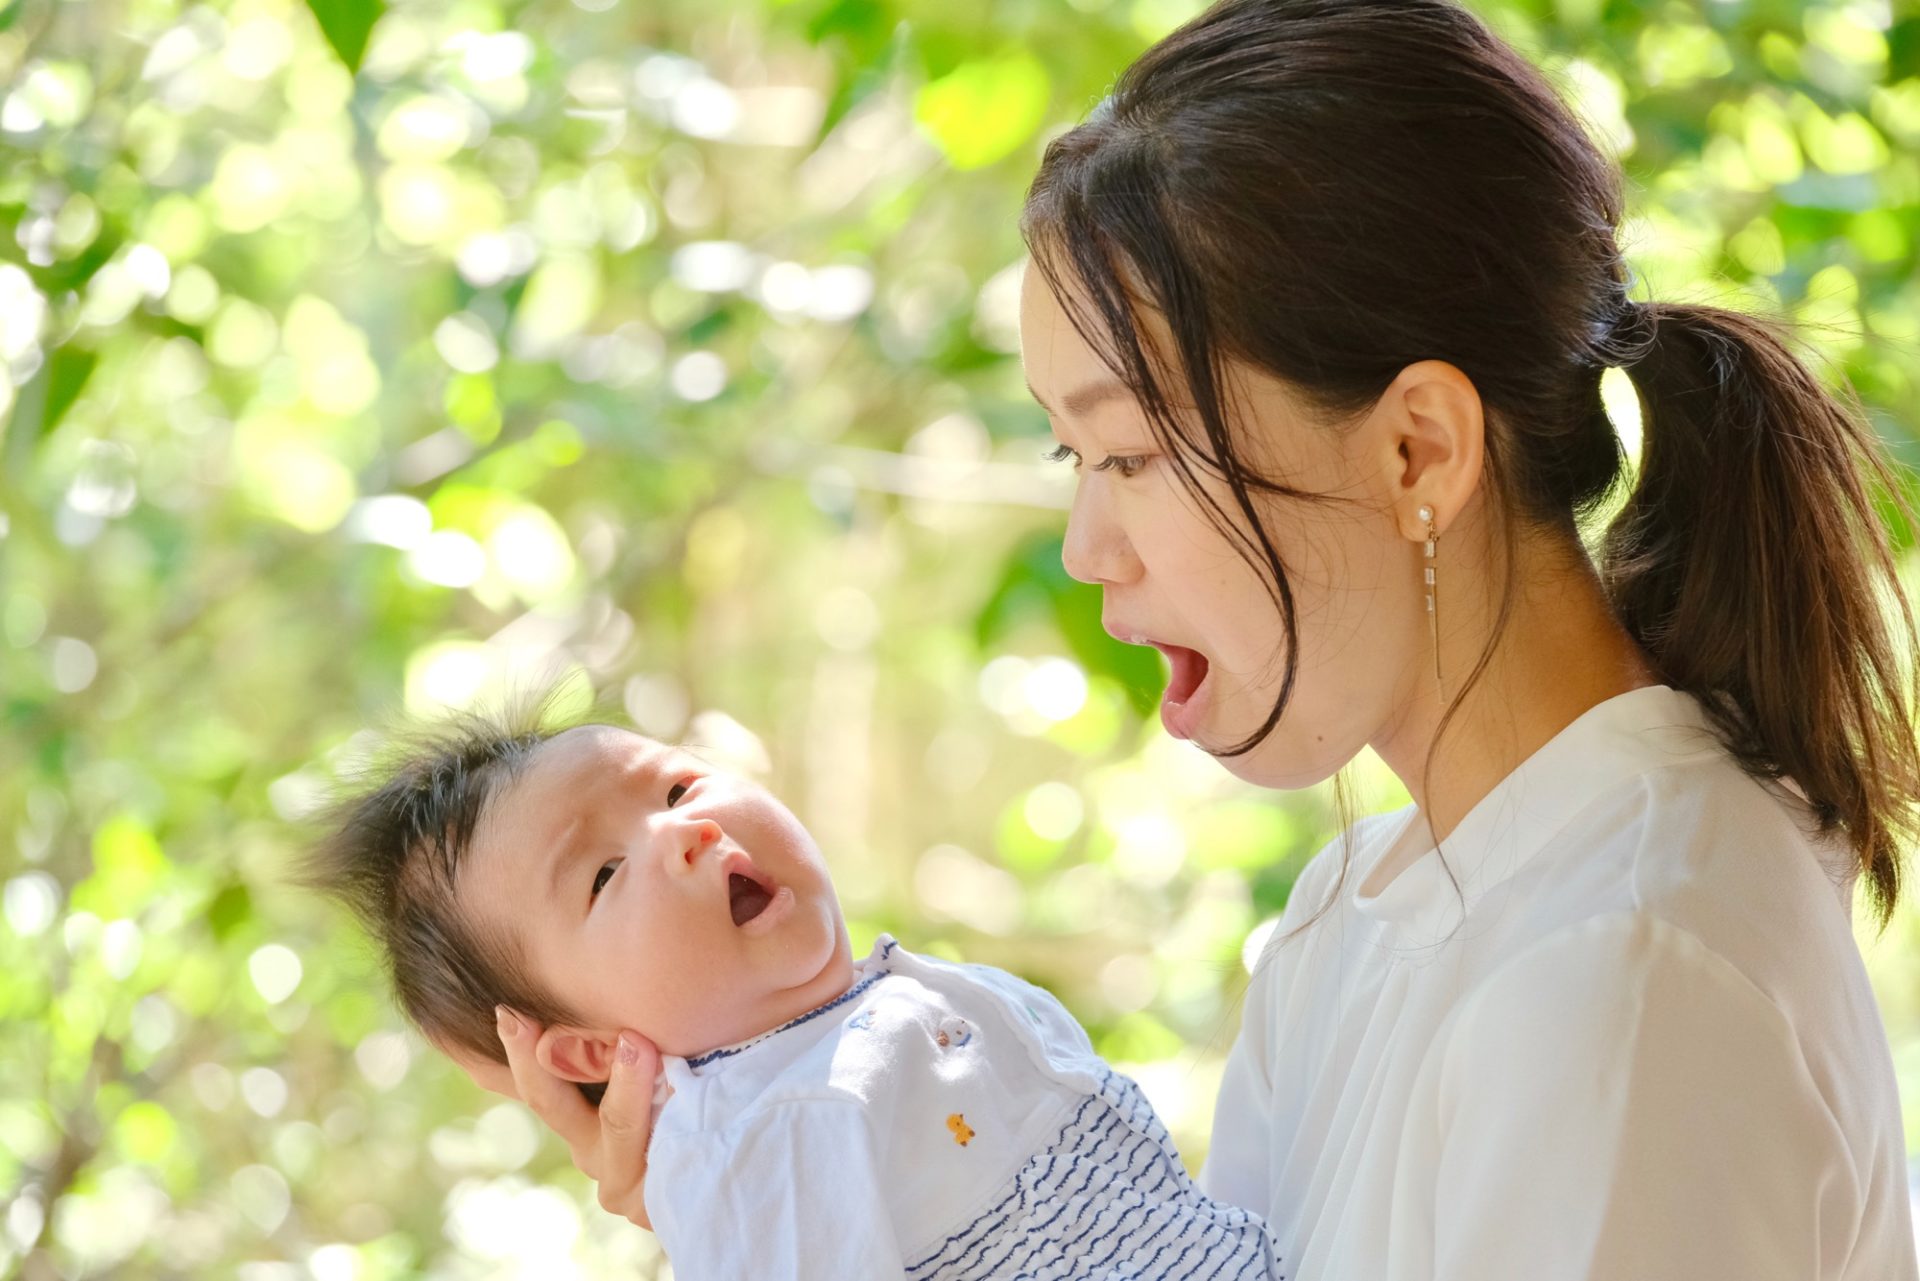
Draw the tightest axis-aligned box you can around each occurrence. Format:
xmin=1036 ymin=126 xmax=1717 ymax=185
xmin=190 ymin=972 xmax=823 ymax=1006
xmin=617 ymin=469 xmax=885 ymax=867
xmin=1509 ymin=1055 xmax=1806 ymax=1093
xmin=666 ymin=778 xmax=693 ymax=806
xmin=590 ymin=862 xmax=617 ymax=900
xmin=1043 ymin=444 xmax=1148 ymax=478
xmin=1092 ymin=454 xmax=1150 ymax=479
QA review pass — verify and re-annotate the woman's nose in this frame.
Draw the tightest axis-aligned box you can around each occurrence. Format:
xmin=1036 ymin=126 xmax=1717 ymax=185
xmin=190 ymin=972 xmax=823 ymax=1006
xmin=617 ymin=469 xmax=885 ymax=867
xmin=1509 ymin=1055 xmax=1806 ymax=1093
xmin=664 ymin=818 xmax=721 ymax=874
xmin=1061 ymin=480 xmax=1143 ymax=586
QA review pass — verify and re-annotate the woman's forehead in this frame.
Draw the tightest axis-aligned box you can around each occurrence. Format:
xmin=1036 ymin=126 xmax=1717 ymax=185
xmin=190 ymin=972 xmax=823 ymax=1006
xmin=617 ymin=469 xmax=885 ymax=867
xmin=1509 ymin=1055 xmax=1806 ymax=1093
xmin=1019 ymin=269 xmax=1181 ymax=411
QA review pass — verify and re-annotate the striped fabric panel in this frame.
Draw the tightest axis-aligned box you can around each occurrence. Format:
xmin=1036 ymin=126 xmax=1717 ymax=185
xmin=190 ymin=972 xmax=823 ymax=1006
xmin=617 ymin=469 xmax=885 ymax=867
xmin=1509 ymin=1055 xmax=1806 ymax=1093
xmin=906 ymin=1067 xmax=1287 ymax=1281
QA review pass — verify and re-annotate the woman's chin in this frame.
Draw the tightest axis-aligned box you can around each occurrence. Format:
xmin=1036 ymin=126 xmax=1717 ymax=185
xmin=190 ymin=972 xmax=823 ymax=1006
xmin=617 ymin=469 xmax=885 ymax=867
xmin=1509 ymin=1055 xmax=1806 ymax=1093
xmin=1199 ymin=728 xmax=1348 ymax=791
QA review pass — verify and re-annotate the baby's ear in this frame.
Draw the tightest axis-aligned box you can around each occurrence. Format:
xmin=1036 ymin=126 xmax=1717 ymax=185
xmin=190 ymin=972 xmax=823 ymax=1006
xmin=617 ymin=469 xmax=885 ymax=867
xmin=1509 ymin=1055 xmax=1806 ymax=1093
xmin=534 ymin=1025 xmax=614 ymax=1084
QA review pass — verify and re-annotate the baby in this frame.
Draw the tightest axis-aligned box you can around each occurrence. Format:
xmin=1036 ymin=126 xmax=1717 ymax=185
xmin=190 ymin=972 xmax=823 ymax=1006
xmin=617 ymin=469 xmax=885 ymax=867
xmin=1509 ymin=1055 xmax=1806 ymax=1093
xmin=299 ymin=709 xmax=1286 ymax=1280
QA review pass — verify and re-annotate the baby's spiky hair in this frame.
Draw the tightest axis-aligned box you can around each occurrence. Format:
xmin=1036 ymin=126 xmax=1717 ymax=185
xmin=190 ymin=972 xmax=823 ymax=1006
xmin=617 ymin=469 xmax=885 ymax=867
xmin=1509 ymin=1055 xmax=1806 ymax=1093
xmin=293 ymin=677 xmax=619 ymax=1075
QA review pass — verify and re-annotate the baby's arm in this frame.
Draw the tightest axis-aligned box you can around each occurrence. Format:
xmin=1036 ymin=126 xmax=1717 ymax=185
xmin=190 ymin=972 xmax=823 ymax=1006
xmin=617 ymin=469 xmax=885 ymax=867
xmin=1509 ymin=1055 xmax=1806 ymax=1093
xmin=648 ymin=1094 xmax=907 ymax=1279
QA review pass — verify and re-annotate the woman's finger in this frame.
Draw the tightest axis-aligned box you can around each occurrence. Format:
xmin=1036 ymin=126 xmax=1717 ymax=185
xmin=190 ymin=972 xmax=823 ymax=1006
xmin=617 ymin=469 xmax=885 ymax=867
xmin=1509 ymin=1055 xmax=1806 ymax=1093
xmin=593 ymin=1029 xmax=663 ymax=1229
xmin=495 ymin=1006 xmax=603 ymax=1160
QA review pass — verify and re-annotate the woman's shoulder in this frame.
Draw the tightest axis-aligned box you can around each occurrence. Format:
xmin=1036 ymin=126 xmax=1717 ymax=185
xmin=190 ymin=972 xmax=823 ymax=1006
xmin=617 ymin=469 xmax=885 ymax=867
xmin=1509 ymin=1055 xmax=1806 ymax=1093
xmin=1621 ymin=754 xmax=1886 ymax=1055
xmin=1533 ymin=748 xmax=1862 ymax=961
xmin=1626 ymin=751 xmax=1856 ymax=904
xmin=1480 ymin=752 xmax=1899 ymax=1120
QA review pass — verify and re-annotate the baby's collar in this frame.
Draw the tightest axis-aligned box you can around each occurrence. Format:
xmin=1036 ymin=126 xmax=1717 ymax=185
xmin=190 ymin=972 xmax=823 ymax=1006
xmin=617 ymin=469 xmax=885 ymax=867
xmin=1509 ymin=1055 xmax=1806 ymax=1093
xmin=681 ymin=934 xmax=899 ymax=1073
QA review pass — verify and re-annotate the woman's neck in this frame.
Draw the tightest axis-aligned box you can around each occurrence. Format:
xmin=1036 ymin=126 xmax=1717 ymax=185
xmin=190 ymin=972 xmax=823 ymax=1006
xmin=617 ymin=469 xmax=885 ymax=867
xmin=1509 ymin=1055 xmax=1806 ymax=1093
xmin=1368 ymin=542 xmax=1660 ymax=887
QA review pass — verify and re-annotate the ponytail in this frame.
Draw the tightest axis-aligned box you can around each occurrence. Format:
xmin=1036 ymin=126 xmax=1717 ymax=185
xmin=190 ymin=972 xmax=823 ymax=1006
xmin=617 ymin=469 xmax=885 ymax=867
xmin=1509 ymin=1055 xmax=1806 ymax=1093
xmin=1602 ymin=301 xmax=1920 ymax=930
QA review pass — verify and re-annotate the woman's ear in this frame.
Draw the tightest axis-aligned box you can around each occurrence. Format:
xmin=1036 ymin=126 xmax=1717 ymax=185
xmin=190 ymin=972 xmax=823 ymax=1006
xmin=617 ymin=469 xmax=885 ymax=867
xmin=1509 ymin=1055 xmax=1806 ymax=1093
xmin=1380 ymin=359 xmax=1486 ymax=537
xmin=534 ymin=1024 xmax=615 ymax=1083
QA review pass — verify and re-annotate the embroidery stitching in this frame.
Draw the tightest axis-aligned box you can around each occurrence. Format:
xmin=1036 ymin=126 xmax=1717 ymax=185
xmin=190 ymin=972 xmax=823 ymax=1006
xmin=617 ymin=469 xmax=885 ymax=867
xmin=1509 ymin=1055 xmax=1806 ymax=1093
xmin=687 ymin=966 xmax=893 ymax=1070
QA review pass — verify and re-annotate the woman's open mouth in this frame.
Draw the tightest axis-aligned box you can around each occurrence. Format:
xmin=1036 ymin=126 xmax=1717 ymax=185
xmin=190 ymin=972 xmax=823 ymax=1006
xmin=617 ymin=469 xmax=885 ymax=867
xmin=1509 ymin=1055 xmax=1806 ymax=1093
xmin=1149 ymin=640 xmax=1213 ymax=740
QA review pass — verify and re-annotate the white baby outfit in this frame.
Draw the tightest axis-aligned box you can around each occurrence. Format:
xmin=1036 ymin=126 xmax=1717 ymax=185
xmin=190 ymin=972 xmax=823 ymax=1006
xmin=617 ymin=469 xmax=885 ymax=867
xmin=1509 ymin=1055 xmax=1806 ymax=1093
xmin=643 ymin=934 xmax=1286 ymax=1280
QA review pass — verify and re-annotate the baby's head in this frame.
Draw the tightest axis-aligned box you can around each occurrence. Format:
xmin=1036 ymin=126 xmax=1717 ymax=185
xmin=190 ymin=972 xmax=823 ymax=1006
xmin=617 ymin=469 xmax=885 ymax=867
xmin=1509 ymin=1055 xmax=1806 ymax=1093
xmin=297 ymin=702 xmax=854 ymax=1089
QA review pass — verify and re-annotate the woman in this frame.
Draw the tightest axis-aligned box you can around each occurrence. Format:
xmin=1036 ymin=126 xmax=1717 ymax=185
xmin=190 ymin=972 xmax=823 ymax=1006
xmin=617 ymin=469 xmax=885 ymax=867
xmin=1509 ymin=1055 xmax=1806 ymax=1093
xmin=461 ymin=0 xmax=1920 ymax=1274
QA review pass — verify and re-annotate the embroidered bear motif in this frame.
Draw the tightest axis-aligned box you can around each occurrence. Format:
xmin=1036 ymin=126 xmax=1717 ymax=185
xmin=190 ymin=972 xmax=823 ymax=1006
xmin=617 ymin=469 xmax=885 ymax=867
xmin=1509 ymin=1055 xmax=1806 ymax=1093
xmin=934 ymin=1016 xmax=971 ymax=1048
xmin=946 ymin=1113 xmax=974 ymax=1146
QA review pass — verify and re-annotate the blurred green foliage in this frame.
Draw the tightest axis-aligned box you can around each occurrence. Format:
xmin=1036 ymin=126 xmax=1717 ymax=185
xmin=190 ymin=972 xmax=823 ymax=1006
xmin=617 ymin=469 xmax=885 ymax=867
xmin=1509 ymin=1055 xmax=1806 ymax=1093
xmin=2 ymin=0 xmax=1919 ymax=1276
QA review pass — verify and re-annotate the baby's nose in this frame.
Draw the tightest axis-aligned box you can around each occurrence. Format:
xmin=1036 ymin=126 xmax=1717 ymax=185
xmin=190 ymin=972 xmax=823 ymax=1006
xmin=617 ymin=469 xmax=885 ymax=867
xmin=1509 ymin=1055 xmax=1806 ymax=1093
xmin=667 ymin=819 xmax=722 ymax=872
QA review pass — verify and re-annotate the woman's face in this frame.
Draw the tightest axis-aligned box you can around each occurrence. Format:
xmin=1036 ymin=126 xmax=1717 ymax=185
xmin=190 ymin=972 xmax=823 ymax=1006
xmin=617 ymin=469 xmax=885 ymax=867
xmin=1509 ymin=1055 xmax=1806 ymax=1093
xmin=1018 ymin=263 xmax=1429 ymax=788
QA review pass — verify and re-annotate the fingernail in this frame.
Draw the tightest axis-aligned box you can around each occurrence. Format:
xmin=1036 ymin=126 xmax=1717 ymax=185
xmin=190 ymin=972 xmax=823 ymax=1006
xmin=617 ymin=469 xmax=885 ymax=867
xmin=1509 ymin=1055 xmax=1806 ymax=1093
xmin=496 ymin=1006 xmax=521 ymax=1039
xmin=618 ymin=1033 xmax=640 ymax=1066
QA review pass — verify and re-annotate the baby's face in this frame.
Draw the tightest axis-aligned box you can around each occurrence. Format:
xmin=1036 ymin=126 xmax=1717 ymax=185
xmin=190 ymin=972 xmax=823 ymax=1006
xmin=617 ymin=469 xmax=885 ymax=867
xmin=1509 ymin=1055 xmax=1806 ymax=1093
xmin=460 ymin=724 xmax=853 ymax=1063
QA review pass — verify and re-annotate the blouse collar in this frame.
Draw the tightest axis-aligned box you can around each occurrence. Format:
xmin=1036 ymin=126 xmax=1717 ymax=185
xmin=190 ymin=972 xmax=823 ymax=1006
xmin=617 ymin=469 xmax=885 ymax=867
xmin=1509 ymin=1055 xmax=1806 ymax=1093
xmin=1351 ymin=684 xmax=1725 ymax=946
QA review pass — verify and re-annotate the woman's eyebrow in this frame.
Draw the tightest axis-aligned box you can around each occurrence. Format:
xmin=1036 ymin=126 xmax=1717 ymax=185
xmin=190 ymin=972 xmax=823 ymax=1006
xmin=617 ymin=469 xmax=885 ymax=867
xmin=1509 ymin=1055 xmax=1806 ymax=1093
xmin=1026 ymin=376 xmax=1131 ymax=419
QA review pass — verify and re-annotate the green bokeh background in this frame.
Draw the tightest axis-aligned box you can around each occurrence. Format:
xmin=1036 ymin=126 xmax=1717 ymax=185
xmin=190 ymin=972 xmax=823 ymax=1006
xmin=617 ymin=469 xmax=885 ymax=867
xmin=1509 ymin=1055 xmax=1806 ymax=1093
xmin=4 ymin=0 xmax=1920 ymax=1276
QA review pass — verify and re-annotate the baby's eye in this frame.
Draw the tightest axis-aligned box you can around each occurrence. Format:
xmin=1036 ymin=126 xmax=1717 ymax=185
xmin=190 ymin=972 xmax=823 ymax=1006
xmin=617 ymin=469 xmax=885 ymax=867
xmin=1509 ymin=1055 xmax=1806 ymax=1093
xmin=666 ymin=777 xmax=695 ymax=806
xmin=590 ymin=861 xmax=617 ymax=900
xmin=1042 ymin=442 xmax=1079 ymax=467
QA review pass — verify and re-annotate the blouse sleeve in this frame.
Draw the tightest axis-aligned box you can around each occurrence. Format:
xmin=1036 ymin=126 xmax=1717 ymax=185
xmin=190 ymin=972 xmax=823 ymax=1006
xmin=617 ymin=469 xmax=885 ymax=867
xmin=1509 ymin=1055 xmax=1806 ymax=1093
xmin=647 ymin=1095 xmax=907 ymax=1280
xmin=1199 ymin=949 xmax=1278 ymax=1213
xmin=1199 ymin=828 xmax=1356 ymax=1211
xmin=1406 ymin=913 xmax=1859 ymax=1280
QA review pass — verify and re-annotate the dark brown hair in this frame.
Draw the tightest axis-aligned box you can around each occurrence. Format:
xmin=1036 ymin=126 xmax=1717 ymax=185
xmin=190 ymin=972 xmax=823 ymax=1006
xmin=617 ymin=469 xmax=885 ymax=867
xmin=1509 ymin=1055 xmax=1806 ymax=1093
xmin=1019 ymin=0 xmax=1920 ymax=934
xmin=293 ymin=680 xmax=614 ymax=1078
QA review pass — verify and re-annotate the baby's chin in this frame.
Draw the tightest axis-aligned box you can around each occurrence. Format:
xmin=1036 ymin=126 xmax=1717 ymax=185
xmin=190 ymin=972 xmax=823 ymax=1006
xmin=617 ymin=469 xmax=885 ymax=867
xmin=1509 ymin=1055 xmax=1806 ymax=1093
xmin=582 ymin=913 xmax=854 ymax=1060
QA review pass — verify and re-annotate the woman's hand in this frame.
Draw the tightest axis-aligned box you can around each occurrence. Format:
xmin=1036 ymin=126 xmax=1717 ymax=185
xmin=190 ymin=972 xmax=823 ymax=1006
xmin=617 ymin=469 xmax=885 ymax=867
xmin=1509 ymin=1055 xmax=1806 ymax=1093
xmin=465 ymin=1006 xmax=667 ymax=1231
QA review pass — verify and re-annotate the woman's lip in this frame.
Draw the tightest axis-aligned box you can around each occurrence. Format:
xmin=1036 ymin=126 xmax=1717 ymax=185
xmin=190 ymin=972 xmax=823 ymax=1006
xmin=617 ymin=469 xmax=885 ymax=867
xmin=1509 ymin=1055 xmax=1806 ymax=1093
xmin=1160 ymin=664 xmax=1213 ymax=740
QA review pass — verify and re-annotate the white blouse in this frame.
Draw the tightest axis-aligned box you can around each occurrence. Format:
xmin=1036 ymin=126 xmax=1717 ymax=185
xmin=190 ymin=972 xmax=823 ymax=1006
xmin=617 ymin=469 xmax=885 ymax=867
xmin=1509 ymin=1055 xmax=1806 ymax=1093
xmin=1200 ymin=684 xmax=1917 ymax=1280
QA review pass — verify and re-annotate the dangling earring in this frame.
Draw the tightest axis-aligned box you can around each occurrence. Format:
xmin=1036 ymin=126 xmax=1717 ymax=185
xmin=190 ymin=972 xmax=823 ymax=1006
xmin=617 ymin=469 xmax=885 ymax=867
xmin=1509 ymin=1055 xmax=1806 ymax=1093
xmin=1419 ymin=504 xmax=1442 ymax=685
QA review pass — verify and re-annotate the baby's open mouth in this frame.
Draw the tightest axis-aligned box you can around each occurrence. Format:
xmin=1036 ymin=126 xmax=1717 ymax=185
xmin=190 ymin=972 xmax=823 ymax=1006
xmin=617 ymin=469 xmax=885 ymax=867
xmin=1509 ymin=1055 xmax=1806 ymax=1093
xmin=728 ymin=871 xmax=775 ymax=926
